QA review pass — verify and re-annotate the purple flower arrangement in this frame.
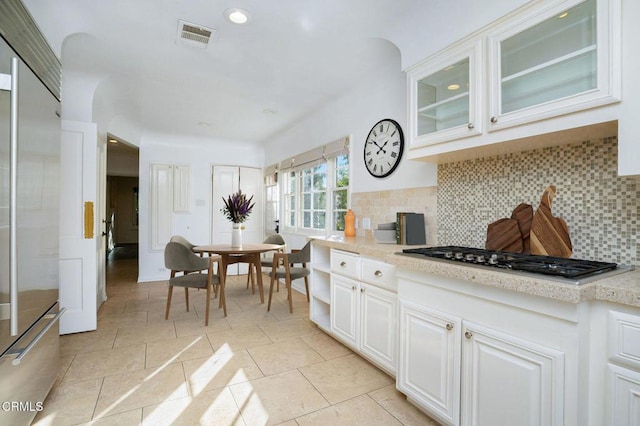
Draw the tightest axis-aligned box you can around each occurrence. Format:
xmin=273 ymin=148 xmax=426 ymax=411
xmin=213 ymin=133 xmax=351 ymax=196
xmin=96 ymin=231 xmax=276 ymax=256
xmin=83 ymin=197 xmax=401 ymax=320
xmin=221 ymin=190 xmax=255 ymax=223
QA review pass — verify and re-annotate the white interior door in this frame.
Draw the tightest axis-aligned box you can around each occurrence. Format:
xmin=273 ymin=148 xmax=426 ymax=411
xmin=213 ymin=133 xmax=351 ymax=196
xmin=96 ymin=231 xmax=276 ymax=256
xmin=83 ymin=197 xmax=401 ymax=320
xmin=211 ymin=165 xmax=263 ymax=275
xmin=59 ymin=120 xmax=97 ymax=334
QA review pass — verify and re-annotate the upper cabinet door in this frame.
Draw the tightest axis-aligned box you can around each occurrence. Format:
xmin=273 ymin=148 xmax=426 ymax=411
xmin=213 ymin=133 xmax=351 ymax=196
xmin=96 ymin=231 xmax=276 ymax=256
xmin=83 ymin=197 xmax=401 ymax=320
xmin=407 ymin=39 xmax=483 ymax=148
xmin=487 ymin=0 xmax=621 ymax=130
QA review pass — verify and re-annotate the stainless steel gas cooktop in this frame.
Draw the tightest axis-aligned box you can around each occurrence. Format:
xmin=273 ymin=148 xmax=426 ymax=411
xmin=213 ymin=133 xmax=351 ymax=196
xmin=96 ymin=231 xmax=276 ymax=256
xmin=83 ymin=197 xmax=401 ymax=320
xmin=398 ymin=246 xmax=633 ymax=285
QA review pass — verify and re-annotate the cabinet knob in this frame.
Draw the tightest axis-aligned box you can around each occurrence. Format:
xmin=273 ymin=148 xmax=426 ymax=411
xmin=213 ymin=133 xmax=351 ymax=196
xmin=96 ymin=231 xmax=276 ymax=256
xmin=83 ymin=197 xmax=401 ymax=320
xmin=340 ymin=261 xmax=347 ymax=267
xmin=374 ymin=270 xmax=383 ymax=277
xmin=490 ymin=116 xmax=498 ymax=124
xmin=446 ymin=323 xmax=453 ymax=331
xmin=351 ymin=285 xmax=356 ymax=290
xmin=465 ymin=330 xmax=473 ymax=339
xmin=467 ymin=123 xmax=474 ymax=129
xmin=360 ymin=288 xmax=365 ymax=293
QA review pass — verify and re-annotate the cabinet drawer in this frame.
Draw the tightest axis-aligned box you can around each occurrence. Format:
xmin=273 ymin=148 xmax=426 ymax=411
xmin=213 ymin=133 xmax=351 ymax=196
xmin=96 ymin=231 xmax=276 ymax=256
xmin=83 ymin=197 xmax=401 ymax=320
xmin=331 ymin=249 xmax=360 ymax=279
xmin=360 ymin=258 xmax=396 ymax=292
xmin=609 ymin=310 xmax=640 ymax=370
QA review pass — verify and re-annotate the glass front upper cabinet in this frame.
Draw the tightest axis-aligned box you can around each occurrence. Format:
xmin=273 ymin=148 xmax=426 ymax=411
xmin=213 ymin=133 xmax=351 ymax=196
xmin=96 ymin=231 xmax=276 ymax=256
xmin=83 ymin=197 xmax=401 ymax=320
xmin=407 ymin=39 xmax=482 ymax=148
xmin=488 ymin=0 xmax=619 ymax=130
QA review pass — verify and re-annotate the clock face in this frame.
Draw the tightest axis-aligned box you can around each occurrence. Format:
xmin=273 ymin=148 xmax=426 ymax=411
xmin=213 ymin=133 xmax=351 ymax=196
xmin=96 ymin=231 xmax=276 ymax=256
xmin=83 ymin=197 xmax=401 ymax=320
xmin=363 ymin=119 xmax=404 ymax=178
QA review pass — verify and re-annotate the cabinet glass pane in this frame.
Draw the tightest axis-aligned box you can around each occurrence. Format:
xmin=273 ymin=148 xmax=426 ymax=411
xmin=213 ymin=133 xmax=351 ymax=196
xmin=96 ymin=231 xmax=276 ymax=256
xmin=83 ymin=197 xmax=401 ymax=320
xmin=501 ymin=0 xmax=596 ymax=114
xmin=417 ymin=57 xmax=470 ymax=136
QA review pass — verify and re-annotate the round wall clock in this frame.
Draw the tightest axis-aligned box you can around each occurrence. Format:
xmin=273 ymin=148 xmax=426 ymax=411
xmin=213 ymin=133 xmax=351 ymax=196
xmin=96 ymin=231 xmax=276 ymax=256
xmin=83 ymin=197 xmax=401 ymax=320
xmin=363 ymin=118 xmax=404 ymax=178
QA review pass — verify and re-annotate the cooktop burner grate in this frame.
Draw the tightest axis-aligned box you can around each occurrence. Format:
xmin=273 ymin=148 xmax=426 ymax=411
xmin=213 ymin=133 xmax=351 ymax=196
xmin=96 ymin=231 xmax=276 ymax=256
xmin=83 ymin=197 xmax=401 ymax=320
xmin=401 ymin=245 xmax=619 ymax=279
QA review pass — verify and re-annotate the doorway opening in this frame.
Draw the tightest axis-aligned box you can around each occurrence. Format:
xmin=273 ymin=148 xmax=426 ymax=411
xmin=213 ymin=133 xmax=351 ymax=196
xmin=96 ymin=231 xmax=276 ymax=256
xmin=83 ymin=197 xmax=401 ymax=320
xmin=105 ymin=136 xmax=139 ymax=282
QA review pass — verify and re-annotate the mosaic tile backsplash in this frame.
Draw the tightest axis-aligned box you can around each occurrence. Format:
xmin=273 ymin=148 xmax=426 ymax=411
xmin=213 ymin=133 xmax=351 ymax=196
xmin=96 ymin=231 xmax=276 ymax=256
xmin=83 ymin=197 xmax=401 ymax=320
xmin=437 ymin=136 xmax=640 ymax=266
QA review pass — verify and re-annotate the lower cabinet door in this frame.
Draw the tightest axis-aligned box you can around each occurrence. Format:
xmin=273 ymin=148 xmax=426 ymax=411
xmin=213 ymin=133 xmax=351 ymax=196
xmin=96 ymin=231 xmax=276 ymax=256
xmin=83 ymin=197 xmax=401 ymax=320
xmin=461 ymin=322 xmax=565 ymax=426
xmin=360 ymin=283 xmax=397 ymax=374
xmin=330 ymin=274 xmax=358 ymax=348
xmin=607 ymin=363 xmax=640 ymax=426
xmin=398 ymin=300 xmax=462 ymax=426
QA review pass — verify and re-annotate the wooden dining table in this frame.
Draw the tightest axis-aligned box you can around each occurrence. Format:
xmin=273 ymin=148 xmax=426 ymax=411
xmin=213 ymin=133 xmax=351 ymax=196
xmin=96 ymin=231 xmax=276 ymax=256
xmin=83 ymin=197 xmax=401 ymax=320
xmin=193 ymin=243 xmax=282 ymax=303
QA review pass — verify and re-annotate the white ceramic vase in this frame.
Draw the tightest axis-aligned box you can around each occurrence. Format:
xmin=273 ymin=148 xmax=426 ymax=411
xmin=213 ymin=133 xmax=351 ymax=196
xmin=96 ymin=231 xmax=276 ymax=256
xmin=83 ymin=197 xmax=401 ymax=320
xmin=231 ymin=223 xmax=243 ymax=248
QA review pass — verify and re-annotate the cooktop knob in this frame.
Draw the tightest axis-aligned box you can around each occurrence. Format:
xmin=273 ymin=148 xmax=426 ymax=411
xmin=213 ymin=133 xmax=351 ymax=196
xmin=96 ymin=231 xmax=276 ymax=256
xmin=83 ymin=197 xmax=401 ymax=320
xmin=488 ymin=254 xmax=499 ymax=265
xmin=455 ymin=252 xmax=464 ymax=260
xmin=465 ymin=254 xmax=475 ymax=261
xmin=476 ymin=255 xmax=485 ymax=263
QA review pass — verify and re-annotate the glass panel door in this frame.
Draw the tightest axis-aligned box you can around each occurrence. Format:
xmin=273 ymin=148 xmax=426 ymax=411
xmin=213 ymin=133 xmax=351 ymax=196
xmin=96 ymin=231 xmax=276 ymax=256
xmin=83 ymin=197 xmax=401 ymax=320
xmin=416 ymin=57 xmax=471 ymax=137
xmin=500 ymin=0 xmax=596 ymax=114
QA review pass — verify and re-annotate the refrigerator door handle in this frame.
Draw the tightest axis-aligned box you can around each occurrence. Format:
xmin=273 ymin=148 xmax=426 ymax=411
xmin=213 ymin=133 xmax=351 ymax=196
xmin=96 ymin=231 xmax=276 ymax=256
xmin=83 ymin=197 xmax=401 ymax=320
xmin=4 ymin=308 xmax=65 ymax=366
xmin=9 ymin=57 xmax=18 ymax=336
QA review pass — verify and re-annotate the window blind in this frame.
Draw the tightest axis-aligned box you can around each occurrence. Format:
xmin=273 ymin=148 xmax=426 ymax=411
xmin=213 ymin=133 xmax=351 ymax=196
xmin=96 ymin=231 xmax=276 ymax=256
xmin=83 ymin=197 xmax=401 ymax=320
xmin=279 ymin=136 xmax=350 ymax=172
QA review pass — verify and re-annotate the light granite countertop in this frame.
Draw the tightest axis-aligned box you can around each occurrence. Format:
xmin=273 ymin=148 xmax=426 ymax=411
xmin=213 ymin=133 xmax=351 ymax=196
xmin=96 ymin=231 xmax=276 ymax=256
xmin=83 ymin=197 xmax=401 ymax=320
xmin=311 ymin=236 xmax=640 ymax=308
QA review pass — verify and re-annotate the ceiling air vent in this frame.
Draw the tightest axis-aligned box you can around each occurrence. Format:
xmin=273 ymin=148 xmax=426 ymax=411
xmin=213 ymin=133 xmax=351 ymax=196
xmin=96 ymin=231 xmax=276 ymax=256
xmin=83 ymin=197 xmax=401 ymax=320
xmin=177 ymin=20 xmax=215 ymax=48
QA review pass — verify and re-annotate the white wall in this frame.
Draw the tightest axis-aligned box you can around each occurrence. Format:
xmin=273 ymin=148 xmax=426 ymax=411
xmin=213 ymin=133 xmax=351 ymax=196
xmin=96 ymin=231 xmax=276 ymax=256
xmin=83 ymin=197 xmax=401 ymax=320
xmin=138 ymin=133 xmax=264 ymax=282
xmin=264 ymin=42 xmax=438 ymax=194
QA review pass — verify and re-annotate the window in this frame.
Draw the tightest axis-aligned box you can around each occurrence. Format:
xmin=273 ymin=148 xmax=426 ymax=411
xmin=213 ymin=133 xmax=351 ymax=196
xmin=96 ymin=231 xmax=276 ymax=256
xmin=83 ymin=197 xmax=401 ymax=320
xmin=281 ymin=145 xmax=349 ymax=233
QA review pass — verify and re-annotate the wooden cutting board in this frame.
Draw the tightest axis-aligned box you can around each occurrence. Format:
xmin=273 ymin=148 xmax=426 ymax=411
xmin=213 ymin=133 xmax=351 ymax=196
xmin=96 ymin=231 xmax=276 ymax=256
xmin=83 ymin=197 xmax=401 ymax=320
xmin=511 ymin=203 xmax=533 ymax=254
xmin=485 ymin=218 xmax=523 ymax=253
xmin=530 ymin=186 xmax=572 ymax=257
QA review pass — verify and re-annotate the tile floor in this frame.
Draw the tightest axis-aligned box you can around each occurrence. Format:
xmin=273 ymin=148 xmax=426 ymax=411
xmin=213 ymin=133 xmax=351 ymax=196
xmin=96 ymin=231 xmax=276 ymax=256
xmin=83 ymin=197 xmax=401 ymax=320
xmin=33 ymin=257 xmax=439 ymax=426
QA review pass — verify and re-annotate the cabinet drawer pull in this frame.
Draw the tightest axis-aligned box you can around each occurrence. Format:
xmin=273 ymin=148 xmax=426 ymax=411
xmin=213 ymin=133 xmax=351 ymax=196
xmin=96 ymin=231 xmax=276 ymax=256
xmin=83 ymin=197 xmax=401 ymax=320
xmin=467 ymin=123 xmax=474 ymax=129
xmin=490 ymin=116 xmax=498 ymax=124
xmin=465 ymin=330 xmax=473 ymax=339
xmin=340 ymin=261 xmax=347 ymax=267
xmin=446 ymin=323 xmax=453 ymax=331
xmin=374 ymin=270 xmax=383 ymax=277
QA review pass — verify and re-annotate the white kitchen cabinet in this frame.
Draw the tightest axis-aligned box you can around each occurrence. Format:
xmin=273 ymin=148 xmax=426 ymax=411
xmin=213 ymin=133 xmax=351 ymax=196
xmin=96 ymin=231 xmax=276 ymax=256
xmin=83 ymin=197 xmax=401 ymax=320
xmin=407 ymin=39 xmax=483 ymax=148
xmin=327 ymin=249 xmax=397 ymax=375
xmin=397 ymin=270 xmax=571 ymax=425
xmin=310 ymin=243 xmax=331 ymax=332
xmin=607 ymin=310 xmax=640 ymax=425
xmin=398 ymin=301 xmax=462 ymax=426
xmin=486 ymin=0 xmax=619 ymax=131
xmin=607 ymin=363 xmax=640 ymax=426
xmin=461 ymin=322 xmax=565 ymax=426
xmin=331 ymin=274 xmax=359 ymax=346
xmin=407 ymin=0 xmax=621 ymax=163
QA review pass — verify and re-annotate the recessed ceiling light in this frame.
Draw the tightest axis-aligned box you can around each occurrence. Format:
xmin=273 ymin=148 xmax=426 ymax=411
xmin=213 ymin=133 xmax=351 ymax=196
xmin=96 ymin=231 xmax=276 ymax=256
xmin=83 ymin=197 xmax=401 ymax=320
xmin=224 ymin=8 xmax=251 ymax=24
xmin=198 ymin=122 xmax=211 ymax=127
xmin=108 ymin=138 xmax=118 ymax=144
xmin=263 ymin=108 xmax=278 ymax=115
xmin=558 ymin=11 xmax=569 ymax=19
xmin=447 ymin=84 xmax=460 ymax=91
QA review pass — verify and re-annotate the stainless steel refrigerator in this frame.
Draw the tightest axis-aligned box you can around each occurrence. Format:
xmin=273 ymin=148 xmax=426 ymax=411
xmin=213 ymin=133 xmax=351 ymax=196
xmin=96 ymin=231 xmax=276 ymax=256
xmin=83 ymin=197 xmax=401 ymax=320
xmin=0 ymin=35 xmax=64 ymax=425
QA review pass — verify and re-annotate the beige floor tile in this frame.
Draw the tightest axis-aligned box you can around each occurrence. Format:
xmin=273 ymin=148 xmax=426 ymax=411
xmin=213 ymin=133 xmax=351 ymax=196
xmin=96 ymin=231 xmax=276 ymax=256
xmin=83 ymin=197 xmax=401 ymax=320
xmin=174 ymin=316 xmax=231 ymax=337
xmin=77 ymin=409 xmax=143 ymax=426
xmin=300 ymin=332 xmax=353 ymax=360
xmin=248 ymin=337 xmax=324 ymax=376
xmin=145 ymin=334 xmax=214 ymax=368
xmin=183 ymin=350 xmax=264 ymax=395
xmin=299 ymin=354 xmax=394 ymax=404
xmin=32 ymin=378 xmax=102 ymax=426
xmin=258 ymin=319 xmax=321 ymax=342
xmin=97 ymin=311 xmax=148 ymax=330
xmin=62 ymin=344 xmax=146 ymax=385
xmin=54 ymin=355 xmax=75 ymax=388
xmin=149 ymin=305 xmax=200 ymax=323
xmin=113 ymin=323 xmax=176 ymax=347
xmin=295 ymin=394 xmax=402 ymax=425
xmin=207 ymin=325 xmax=272 ymax=353
xmin=368 ymin=384 xmax=441 ymax=426
xmin=223 ymin=307 xmax=278 ymax=328
xmin=59 ymin=328 xmax=117 ymax=357
xmin=229 ymin=369 xmax=329 ymax=426
xmin=142 ymin=386 xmax=245 ymax=426
xmin=94 ymin=363 xmax=189 ymax=418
